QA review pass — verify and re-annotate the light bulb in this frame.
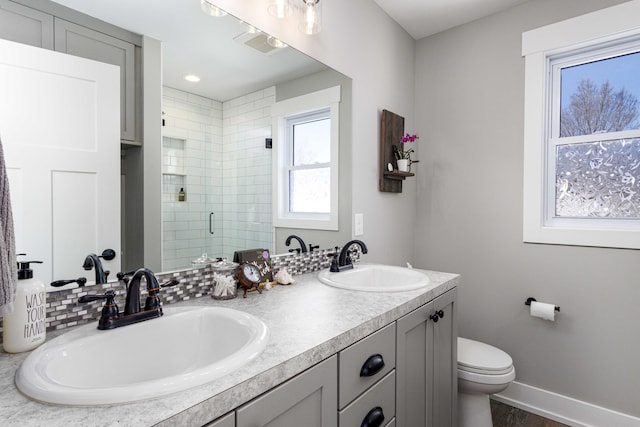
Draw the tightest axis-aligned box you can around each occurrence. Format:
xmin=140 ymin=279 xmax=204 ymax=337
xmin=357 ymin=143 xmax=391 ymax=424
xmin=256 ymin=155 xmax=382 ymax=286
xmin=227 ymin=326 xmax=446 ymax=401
xmin=298 ymin=0 xmax=321 ymax=35
xmin=267 ymin=0 xmax=293 ymax=19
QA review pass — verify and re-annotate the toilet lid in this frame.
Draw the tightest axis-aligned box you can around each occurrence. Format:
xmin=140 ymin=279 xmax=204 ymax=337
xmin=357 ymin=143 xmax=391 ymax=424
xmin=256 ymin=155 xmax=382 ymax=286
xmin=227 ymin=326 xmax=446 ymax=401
xmin=457 ymin=337 xmax=513 ymax=375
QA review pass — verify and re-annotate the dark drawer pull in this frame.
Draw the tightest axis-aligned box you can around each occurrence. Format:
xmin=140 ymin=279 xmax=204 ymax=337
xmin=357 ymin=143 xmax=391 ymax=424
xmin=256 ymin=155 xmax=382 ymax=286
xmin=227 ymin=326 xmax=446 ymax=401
xmin=361 ymin=406 xmax=385 ymax=427
xmin=360 ymin=354 xmax=385 ymax=377
xmin=430 ymin=310 xmax=444 ymax=323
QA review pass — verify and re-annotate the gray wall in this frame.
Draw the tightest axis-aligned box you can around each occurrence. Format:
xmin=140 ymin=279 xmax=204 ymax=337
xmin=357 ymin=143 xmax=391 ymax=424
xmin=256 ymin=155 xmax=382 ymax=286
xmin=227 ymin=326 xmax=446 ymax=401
xmin=414 ymin=0 xmax=639 ymax=416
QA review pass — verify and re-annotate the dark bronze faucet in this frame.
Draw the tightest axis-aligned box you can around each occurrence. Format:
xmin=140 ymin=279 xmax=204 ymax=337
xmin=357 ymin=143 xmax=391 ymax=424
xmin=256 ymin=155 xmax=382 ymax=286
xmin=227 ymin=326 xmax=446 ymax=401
xmin=330 ymin=240 xmax=368 ymax=272
xmin=83 ymin=254 xmax=107 ymax=284
xmin=285 ymin=235 xmax=308 ymax=253
xmin=82 ymin=249 xmax=116 ymax=284
xmin=78 ymin=268 xmax=177 ymax=330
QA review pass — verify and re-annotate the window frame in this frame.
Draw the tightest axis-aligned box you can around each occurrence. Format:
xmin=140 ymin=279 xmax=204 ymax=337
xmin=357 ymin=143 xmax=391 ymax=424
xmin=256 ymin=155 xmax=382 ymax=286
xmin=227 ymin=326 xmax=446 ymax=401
xmin=522 ymin=0 xmax=640 ymax=249
xmin=272 ymin=86 xmax=340 ymax=230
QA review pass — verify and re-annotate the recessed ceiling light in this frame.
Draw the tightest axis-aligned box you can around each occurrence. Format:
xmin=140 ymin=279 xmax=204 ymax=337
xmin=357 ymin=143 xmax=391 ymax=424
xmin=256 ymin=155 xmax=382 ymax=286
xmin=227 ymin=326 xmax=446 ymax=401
xmin=185 ymin=74 xmax=201 ymax=83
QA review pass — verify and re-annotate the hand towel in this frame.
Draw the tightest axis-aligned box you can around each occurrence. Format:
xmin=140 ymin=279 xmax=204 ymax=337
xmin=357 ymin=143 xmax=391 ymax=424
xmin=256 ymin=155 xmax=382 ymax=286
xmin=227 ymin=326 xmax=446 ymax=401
xmin=0 ymin=136 xmax=17 ymax=316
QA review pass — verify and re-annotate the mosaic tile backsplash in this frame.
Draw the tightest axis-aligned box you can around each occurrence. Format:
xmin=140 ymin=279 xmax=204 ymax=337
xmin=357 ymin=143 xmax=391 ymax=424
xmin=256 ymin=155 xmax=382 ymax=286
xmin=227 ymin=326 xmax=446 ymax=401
xmin=0 ymin=249 xmax=350 ymax=341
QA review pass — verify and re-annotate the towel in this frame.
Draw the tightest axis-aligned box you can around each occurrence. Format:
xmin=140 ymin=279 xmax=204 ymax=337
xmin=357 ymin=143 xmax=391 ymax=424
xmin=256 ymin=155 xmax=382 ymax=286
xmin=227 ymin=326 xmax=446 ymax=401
xmin=0 ymin=136 xmax=17 ymax=316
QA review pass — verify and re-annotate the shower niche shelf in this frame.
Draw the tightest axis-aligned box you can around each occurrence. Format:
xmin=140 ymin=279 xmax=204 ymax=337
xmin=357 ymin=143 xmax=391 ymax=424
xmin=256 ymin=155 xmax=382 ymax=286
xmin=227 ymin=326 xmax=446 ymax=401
xmin=162 ymin=136 xmax=186 ymax=176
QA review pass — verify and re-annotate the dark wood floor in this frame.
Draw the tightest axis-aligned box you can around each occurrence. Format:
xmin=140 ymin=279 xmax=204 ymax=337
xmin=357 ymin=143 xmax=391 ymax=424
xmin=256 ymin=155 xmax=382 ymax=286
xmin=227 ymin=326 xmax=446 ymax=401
xmin=491 ymin=400 xmax=570 ymax=427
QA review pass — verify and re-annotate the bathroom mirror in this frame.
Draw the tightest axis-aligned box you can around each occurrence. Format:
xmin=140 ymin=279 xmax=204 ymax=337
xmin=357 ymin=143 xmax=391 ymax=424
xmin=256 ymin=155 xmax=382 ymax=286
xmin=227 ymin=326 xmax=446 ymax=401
xmin=33 ymin=0 xmax=352 ymax=280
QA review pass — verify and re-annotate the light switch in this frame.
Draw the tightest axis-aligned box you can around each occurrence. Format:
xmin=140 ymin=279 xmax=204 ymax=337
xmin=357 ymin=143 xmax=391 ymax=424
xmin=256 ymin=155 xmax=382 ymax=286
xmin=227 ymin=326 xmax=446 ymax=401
xmin=354 ymin=213 xmax=364 ymax=236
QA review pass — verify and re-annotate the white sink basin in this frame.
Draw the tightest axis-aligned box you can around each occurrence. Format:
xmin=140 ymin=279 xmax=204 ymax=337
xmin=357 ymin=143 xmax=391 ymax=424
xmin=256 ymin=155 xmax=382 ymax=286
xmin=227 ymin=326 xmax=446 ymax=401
xmin=16 ymin=306 xmax=268 ymax=406
xmin=317 ymin=263 xmax=430 ymax=292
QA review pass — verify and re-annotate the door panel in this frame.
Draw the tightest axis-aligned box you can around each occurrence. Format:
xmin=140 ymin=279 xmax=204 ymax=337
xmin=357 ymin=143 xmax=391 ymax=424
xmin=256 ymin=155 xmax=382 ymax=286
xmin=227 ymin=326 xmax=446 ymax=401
xmin=0 ymin=38 xmax=120 ymax=286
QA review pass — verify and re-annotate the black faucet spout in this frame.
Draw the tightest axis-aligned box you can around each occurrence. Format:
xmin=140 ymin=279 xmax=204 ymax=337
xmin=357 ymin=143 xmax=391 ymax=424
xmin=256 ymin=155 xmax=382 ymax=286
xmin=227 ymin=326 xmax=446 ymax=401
xmin=285 ymin=235 xmax=308 ymax=253
xmin=124 ymin=268 xmax=160 ymax=315
xmin=83 ymin=254 xmax=107 ymax=284
xmin=332 ymin=240 xmax=368 ymax=272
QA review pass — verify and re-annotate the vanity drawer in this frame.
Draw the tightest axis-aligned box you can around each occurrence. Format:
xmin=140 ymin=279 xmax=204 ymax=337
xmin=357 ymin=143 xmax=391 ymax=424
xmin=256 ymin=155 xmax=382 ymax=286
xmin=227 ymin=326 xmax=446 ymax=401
xmin=339 ymin=370 xmax=395 ymax=427
xmin=338 ymin=323 xmax=396 ymax=409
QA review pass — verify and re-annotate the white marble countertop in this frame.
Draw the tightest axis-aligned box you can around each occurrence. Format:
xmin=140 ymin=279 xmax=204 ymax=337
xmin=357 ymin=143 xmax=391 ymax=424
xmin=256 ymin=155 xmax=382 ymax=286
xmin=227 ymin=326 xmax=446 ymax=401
xmin=0 ymin=267 xmax=459 ymax=426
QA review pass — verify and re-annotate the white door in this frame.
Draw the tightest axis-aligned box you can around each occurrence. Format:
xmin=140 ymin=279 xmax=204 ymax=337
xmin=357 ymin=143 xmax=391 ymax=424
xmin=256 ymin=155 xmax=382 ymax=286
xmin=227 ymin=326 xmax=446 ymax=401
xmin=0 ymin=39 xmax=120 ymax=288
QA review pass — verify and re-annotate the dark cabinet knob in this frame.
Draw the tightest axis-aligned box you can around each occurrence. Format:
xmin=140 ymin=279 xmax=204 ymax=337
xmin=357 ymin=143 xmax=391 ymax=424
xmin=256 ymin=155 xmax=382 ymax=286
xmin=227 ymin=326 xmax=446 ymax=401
xmin=430 ymin=310 xmax=445 ymax=323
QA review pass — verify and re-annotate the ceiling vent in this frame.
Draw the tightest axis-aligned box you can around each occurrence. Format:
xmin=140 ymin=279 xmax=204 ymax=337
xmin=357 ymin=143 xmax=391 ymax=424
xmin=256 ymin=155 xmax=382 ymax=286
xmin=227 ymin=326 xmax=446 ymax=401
xmin=233 ymin=32 xmax=283 ymax=56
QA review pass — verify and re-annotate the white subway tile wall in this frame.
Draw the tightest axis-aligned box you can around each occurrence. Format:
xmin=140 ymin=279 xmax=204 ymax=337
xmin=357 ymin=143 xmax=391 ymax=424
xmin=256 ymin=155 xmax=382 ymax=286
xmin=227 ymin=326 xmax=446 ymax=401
xmin=162 ymin=87 xmax=223 ymax=270
xmin=161 ymin=87 xmax=274 ymax=270
xmin=222 ymin=86 xmax=274 ymax=256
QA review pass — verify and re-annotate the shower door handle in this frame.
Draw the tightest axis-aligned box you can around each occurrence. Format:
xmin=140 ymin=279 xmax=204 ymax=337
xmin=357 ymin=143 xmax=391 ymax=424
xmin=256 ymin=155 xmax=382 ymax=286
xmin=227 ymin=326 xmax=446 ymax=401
xmin=209 ymin=212 xmax=215 ymax=234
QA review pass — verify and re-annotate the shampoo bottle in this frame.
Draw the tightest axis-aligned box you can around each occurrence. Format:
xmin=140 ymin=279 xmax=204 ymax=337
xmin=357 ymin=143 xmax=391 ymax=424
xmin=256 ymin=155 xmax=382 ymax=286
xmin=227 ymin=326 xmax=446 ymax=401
xmin=2 ymin=260 xmax=46 ymax=353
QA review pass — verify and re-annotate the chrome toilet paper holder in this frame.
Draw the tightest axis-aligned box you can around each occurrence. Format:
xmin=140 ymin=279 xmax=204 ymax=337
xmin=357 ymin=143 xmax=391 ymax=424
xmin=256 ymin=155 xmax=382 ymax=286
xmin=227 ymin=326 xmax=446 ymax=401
xmin=525 ymin=297 xmax=560 ymax=312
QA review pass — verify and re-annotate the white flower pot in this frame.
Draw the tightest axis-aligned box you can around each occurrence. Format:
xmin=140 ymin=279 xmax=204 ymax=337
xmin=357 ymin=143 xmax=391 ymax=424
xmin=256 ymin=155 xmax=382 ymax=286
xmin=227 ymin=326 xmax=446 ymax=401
xmin=397 ymin=159 xmax=409 ymax=172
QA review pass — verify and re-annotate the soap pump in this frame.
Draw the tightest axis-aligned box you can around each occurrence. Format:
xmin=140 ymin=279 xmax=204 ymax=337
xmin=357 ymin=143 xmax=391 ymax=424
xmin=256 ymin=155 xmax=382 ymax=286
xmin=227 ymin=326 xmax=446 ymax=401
xmin=2 ymin=258 xmax=47 ymax=353
xmin=178 ymin=187 xmax=186 ymax=202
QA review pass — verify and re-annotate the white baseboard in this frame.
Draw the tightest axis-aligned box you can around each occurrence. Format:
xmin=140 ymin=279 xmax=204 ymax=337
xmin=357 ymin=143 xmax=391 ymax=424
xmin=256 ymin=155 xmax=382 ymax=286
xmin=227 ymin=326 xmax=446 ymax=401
xmin=492 ymin=381 xmax=640 ymax=427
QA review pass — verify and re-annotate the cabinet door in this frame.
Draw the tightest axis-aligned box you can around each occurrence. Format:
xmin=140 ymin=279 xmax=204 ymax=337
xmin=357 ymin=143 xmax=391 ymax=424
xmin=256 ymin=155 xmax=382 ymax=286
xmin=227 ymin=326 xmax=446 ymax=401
xmin=395 ymin=303 xmax=430 ymax=427
xmin=429 ymin=289 xmax=457 ymax=427
xmin=54 ymin=18 xmax=136 ymax=142
xmin=237 ymin=356 xmax=337 ymax=427
xmin=0 ymin=0 xmax=53 ymax=48
xmin=205 ymin=412 xmax=235 ymax=427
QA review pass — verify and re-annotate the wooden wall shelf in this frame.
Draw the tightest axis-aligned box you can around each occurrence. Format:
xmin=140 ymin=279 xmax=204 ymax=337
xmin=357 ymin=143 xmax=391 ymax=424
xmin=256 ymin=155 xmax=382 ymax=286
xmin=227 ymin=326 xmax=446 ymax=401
xmin=383 ymin=171 xmax=415 ymax=181
xmin=379 ymin=109 xmax=414 ymax=193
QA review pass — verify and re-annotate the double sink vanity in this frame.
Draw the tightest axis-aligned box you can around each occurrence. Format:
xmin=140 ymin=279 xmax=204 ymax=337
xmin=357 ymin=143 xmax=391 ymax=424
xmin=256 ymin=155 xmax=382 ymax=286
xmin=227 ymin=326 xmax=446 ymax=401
xmin=0 ymin=264 xmax=459 ymax=426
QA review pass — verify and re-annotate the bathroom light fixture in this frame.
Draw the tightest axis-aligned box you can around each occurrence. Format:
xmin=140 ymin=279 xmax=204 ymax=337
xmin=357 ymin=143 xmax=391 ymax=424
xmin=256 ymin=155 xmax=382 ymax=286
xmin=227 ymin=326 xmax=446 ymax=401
xmin=200 ymin=0 xmax=227 ymax=17
xmin=267 ymin=35 xmax=288 ymax=48
xmin=185 ymin=74 xmax=201 ymax=82
xmin=267 ymin=0 xmax=293 ymax=19
xmin=298 ymin=0 xmax=322 ymax=35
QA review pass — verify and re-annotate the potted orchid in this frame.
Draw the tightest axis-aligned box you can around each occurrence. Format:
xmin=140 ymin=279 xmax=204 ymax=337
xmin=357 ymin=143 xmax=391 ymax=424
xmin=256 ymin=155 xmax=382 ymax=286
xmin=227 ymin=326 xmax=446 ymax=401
xmin=393 ymin=133 xmax=418 ymax=172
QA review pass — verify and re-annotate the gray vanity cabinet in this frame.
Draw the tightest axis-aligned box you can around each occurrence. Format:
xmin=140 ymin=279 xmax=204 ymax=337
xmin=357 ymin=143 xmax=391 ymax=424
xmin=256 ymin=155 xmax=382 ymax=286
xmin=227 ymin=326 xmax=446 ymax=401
xmin=0 ymin=0 xmax=53 ymax=48
xmin=236 ymin=355 xmax=338 ymax=427
xmin=53 ymin=18 xmax=138 ymax=143
xmin=338 ymin=323 xmax=397 ymax=426
xmin=395 ymin=288 xmax=457 ymax=427
xmin=206 ymin=412 xmax=235 ymax=427
xmin=0 ymin=0 xmax=141 ymax=144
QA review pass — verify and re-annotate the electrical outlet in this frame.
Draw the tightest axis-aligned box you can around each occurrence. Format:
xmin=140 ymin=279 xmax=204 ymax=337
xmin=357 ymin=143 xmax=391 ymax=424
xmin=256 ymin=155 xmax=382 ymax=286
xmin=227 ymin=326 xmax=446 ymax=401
xmin=354 ymin=213 xmax=364 ymax=236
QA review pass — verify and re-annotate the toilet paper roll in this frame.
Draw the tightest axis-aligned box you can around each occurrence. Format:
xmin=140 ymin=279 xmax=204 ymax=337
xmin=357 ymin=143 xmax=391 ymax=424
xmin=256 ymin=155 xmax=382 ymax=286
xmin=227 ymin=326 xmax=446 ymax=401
xmin=530 ymin=301 xmax=556 ymax=321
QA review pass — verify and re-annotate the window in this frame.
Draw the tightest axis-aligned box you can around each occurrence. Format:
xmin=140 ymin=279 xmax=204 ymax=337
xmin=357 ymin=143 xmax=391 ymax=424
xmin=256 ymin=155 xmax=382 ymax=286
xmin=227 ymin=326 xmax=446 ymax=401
xmin=522 ymin=1 xmax=640 ymax=249
xmin=272 ymin=86 xmax=340 ymax=230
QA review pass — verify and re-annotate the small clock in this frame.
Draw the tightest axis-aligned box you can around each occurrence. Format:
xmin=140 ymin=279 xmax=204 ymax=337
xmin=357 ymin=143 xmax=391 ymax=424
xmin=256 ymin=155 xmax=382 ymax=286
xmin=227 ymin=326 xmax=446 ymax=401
xmin=237 ymin=262 xmax=263 ymax=297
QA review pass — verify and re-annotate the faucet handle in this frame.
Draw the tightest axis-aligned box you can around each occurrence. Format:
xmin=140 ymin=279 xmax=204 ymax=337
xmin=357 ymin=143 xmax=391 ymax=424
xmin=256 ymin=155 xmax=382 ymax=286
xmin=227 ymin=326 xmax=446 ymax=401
xmin=144 ymin=278 xmax=178 ymax=312
xmin=51 ymin=277 xmax=87 ymax=288
xmin=99 ymin=248 xmax=116 ymax=261
xmin=78 ymin=290 xmax=119 ymax=321
xmin=161 ymin=279 xmax=179 ymax=288
xmin=116 ymin=270 xmax=137 ymax=280
xmin=309 ymin=244 xmax=320 ymax=252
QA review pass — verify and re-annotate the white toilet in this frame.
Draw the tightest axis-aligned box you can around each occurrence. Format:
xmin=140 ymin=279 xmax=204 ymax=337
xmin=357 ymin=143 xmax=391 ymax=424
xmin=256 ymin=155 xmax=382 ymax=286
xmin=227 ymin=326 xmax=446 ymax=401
xmin=457 ymin=337 xmax=516 ymax=427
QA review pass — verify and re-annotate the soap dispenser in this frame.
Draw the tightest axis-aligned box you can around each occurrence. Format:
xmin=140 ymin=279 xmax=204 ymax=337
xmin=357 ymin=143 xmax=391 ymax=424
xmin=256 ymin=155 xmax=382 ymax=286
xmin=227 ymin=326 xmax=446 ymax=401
xmin=2 ymin=259 xmax=46 ymax=353
xmin=178 ymin=187 xmax=186 ymax=202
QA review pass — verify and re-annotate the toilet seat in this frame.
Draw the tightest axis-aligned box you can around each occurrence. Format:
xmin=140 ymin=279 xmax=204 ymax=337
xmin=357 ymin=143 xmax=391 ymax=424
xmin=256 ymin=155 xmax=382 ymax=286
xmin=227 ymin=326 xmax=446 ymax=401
xmin=457 ymin=337 xmax=514 ymax=377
